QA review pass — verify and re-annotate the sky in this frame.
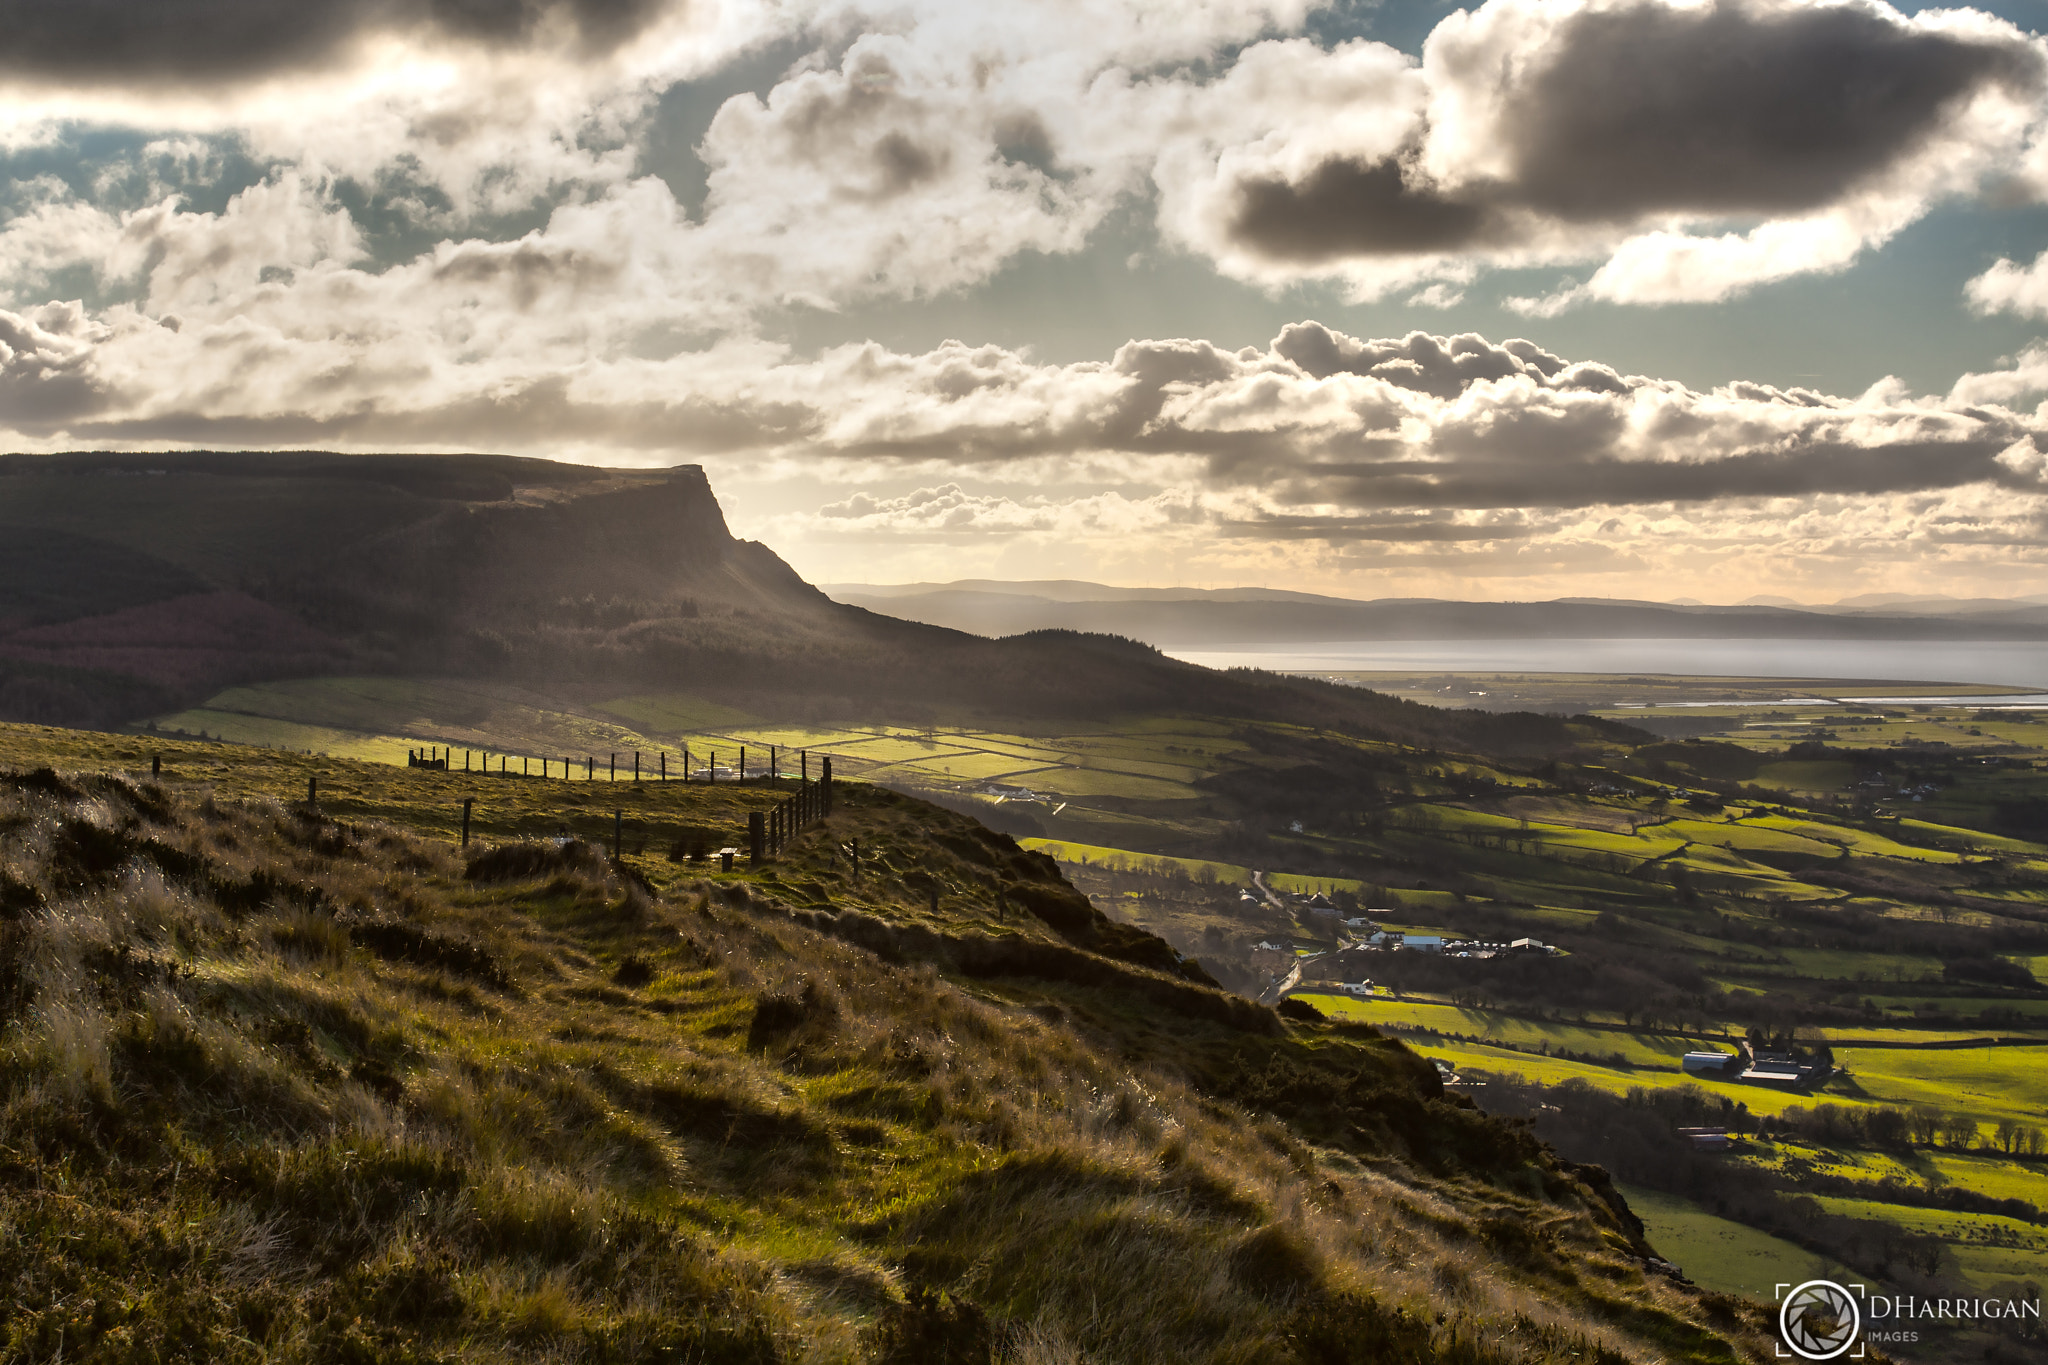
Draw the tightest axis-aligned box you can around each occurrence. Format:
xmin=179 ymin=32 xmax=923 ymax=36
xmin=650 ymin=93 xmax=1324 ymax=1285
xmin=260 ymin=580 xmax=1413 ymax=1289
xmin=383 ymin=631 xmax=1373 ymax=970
xmin=3 ymin=0 xmax=2048 ymax=602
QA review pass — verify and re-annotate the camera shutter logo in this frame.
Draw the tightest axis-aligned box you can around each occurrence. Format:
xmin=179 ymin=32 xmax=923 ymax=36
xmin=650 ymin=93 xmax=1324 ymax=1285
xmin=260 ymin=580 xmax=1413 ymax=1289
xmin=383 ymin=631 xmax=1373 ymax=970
xmin=1780 ymin=1280 xmax=1861 ymax=1361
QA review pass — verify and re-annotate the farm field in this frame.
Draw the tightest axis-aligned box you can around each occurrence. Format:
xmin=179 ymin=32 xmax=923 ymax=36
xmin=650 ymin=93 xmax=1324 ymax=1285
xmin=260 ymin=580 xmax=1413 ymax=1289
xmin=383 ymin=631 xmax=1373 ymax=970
xmin=1617 ymin=1183 xmax=1848 ymax=1301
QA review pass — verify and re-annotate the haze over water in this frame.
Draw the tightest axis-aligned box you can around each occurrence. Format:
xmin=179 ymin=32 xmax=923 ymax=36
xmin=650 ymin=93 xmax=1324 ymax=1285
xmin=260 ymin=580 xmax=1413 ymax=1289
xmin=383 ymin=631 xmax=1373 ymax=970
xmin=1166 ymin=639 xmax=2048 ymax=693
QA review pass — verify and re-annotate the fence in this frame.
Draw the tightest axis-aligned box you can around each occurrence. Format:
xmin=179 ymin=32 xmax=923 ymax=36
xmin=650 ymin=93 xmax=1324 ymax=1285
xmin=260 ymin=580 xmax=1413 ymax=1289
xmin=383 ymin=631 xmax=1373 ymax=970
xmin=750 ymin=758 xmax=833 ymax=863
xmin=437 ymin=754 xmax=834 ymax=867
xmin=430 ymin=742 xmax=810 ymax=786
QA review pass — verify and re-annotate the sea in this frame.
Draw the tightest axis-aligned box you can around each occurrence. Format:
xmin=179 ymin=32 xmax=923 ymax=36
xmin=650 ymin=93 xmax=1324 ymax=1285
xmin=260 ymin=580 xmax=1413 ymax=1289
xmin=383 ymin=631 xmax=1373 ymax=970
xmin=1162 ymin=638 xmax=2048 ymax=700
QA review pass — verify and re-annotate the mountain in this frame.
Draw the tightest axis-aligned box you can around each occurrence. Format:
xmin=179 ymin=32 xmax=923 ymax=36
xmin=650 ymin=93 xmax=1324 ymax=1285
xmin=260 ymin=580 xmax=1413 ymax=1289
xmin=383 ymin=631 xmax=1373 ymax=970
xmin=0 ymin=453 xmax=1618 ymax=757
xmin=824 ymin=579 xmax=2048 ymax=647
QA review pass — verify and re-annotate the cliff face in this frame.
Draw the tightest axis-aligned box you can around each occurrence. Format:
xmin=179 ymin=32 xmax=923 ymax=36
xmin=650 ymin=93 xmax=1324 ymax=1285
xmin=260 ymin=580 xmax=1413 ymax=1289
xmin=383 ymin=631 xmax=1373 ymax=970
xmin=296 ymin=463 xmax=831 ymax=627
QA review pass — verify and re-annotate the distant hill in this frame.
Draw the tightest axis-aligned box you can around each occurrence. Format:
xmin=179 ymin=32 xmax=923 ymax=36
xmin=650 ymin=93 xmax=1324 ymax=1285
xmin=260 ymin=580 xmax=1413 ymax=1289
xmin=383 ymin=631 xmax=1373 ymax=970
xmin=825 ymin=579 xmax=2048 ymax=644
xmin=0 ymin=453 xmax=1620 ymax=757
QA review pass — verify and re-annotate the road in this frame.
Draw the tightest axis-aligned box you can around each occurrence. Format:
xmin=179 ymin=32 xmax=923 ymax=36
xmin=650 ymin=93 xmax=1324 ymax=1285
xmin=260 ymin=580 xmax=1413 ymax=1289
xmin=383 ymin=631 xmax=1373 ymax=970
xmin=1251 ymin=870 xmax=1305 ymax=1003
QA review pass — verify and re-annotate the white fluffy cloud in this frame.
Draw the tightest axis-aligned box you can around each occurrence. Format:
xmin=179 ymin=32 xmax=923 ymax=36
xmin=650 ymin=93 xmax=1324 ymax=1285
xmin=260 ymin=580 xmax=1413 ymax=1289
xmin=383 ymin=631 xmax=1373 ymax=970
xmin=1966 ymin=250 xmax=2048 ymax=319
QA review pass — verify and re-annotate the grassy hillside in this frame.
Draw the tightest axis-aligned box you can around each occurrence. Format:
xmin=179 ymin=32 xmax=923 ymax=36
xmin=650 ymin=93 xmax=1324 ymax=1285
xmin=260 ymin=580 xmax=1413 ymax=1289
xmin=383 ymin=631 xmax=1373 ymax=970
xmin=0 ymin=723 xmax=1768 ymax=1364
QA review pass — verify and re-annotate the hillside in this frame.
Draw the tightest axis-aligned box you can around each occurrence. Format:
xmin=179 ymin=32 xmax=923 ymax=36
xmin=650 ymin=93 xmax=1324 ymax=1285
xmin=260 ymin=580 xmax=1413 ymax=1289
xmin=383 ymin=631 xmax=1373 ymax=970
xmin=0 ymin=726 xmax=1768 ymax=1363
xmin=0 ymin=452 xmax=1619 ymax=759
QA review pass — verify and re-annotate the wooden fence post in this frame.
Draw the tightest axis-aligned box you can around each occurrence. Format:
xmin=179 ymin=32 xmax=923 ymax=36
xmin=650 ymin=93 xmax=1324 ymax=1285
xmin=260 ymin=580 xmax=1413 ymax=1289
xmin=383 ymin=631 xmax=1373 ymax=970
xmin=307 ymin=775 xmax=317 ymax=806
xmin=822 ymin=757 xmax=833 ymax=816
xmin=610 ymin=753 xmax=616 ymax=782
xmin=709 ymin=750 xmax=716 ymax=783
xmin=634 ymin=751 xmax=640 ymax=782
xmin=749 ymin=811 xmax=764 ymax=865
xmin=661 ymin=752 xmax=667 ymax=782
xmin=462 ymin=798 xmax=473 ymax=847
xmin=152 ymin=754 xmax=161 ymax=778
xmin=771 ymin=746 xmax=778 ymax=781
xmin=740 ymin=746 xmax=746 ymax=781
xmin=801 ymin=751 xmax=808 ymax=784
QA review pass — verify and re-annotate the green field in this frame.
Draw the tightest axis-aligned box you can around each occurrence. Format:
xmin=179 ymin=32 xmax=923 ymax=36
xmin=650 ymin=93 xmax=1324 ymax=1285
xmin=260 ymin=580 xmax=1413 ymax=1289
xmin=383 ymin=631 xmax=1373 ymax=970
xmin=1022 ymin=838 xmax=1252 ymax=885
xmin=1832 ymin=1046 xmax=2048 ymax=1128
xmin=1618 ymin=1184 xmax=1846 ymax=1301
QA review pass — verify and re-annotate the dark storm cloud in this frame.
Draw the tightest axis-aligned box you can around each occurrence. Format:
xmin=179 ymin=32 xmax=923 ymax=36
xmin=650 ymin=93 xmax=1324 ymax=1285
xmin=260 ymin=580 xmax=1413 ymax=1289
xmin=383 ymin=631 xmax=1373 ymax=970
xmin=1227 ymin=156 xmax=1510 ymax=263
xmin=0 ymin=0 xmax=669 ymax=84
xmin=1225 ymin=0 xmax=2045 ymax=263
xmin=1509 ymin=0 xmax=2042 ymax=222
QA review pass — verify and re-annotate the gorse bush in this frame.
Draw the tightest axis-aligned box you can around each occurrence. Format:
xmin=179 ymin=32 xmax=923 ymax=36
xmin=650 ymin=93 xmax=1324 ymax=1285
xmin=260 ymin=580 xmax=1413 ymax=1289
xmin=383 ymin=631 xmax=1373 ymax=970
xmin=0 ymin=755 xmax=1767 ymax=1363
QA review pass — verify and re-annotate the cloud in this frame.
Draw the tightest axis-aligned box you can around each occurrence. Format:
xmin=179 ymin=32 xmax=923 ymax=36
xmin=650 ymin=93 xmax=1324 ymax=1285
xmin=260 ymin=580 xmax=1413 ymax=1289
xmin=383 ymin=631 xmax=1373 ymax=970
xmin=0 ymin=0 xmax=669 ymax=85
xmin=1163 ymin=0 xmax=2047 ymax=302
xmin=1966 ymin=250 xmax=2048 ymax=319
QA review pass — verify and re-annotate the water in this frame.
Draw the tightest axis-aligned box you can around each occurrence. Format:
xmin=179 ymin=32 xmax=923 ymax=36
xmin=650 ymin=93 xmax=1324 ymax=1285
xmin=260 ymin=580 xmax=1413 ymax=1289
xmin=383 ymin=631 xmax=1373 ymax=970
xmin=1164 ymin=638 xmax=2048 ymax=693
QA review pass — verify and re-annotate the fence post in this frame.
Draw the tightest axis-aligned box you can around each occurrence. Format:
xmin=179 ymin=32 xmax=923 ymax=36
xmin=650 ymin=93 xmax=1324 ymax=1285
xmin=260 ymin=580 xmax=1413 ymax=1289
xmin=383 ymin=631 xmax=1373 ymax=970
xmin=613 ymin=810 xmax=622 ymax=860
xmin=684 ymin=747 xmax=691 ymax=781
xmin=152 ymin=754 xmax=161 ymax=778
xmin=822 ymin=757 xmax=833 ymax=816
xmin=635 ymin=751 xmax=640 ymax=783
xmin=661 ymin=752 xmax=667 ymax=782
xmin=749 ymin=811 xmax=765 ymax=865
xmin=462 ymin=798 xmax=473 ymax=847
xmin=709 ymin=750 xmax=716 ymax=783
xmin=740 ymin=746 xmax=746 ymax=781
xmin=771 ymin=746 xmax=777 ymax=782
xmin=307 ymin=775 xmax=317 ymax=806
xmin=802 ymin=751 xmax=808 ymax=785
xmin=610 ymin=753 xmax=616 ymax=781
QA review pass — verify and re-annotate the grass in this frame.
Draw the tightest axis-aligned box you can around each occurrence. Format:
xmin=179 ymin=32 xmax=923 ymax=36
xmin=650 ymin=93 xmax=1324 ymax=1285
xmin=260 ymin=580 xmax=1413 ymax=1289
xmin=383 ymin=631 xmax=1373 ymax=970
xmin=1830 ymin=1046 xmax=2048 ymax=1128
xmin=1021 ymin=839 xmax=1251 ymax=886
xmin=0 ymin=721 xmax=1773 ymax=1365
xmin=1616 ymin=1184 xmax=1846 ymax=1302
xmin=1289 ymin=999 xmax=1709 ymax=1068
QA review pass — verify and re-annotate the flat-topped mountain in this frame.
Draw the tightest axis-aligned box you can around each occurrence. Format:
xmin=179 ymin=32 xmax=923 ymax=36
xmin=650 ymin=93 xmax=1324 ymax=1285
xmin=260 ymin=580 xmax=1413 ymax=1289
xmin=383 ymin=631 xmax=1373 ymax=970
xmin=0 ymin=452 xmax=1620 ymax=757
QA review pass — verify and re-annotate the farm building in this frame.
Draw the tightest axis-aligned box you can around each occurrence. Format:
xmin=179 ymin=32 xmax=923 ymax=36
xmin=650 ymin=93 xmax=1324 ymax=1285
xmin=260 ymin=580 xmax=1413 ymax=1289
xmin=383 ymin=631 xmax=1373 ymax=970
xmin=1681 ymin=1050 xmax=1738 ymax=1076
